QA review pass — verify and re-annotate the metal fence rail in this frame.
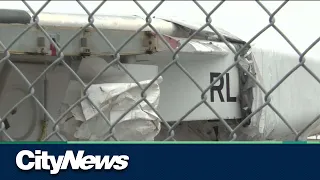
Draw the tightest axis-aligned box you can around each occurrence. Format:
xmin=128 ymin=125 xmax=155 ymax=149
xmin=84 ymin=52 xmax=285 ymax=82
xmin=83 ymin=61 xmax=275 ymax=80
xmin=0 ymin=0 xmax=319 ymax=141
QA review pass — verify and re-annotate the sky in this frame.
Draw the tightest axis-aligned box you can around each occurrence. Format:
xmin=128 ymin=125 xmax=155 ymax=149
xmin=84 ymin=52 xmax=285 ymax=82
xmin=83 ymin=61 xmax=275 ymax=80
xmin=1 ymin=1 xmax=320 ymax=57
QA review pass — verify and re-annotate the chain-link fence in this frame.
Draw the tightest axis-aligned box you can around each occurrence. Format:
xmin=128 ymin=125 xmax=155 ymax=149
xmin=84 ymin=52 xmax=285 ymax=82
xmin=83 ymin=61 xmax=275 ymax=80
xmin=0 ymin=0 xmax=319 ymax=142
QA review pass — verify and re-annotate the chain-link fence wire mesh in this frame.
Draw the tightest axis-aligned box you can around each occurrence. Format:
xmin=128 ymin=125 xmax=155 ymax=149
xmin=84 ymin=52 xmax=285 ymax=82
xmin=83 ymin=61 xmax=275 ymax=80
xmin=0 ymin=0 xmax=319 ymax=141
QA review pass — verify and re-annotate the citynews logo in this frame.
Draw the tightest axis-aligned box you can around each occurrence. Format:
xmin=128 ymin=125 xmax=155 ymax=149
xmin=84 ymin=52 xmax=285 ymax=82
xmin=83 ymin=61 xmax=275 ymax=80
xmin=16 ymin=150 xmax=129 ymax=175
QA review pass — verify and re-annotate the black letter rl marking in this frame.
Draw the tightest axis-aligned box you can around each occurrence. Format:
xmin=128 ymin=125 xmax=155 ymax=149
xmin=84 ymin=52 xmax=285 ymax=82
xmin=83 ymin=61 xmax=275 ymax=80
xmin=210 ymin=72 xmax=237 ymax=102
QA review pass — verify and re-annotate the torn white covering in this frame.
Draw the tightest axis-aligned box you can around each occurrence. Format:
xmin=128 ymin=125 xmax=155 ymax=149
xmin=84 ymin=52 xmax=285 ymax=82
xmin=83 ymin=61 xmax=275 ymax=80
xmin=218 ymin=64 xmax=270 ymax=140
xmin=209 ymin=48 xmax=272 ymax=141
xmin=59 ymin=57 xmax=162 ymax=141
xmin=218 ymin=45 xmax=320 ymax=141
xmin=235 ymin=52 xmax=274 ymax=140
